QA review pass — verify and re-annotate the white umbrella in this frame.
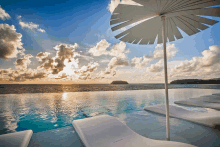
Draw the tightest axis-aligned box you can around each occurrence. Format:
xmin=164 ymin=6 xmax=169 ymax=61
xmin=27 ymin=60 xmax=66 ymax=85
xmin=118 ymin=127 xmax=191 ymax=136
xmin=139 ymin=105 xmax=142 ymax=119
xmin=110 ymin=0 xmax=220 ymax=141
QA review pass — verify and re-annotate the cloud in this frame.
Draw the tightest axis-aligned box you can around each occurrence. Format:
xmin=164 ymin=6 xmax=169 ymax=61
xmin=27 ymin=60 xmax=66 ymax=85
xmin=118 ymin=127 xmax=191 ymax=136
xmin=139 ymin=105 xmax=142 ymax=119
xmin=36 ymin=52 xmax=50 ymax=62
xmin=38 ymin=58 xmax=56 ymax=72
xmin=74 ymin=62 xmax=99 ymax=80
xmin=95 ymin=57 xmax=128 ymax=79
xmin=96 ymin=69 xmax=116 ymax=79
xmin=88 ymin=39 xmax=110 ymax=56
xmin=51 ymin=43 xmax=79 ymax=74
xmin=38 ymin=43 xmax=80 ymax=75
xmin=17 ymin=15 xmax=21 ymax=19
xmin=108 ymin=57 xmax=129 ymax=69
xmin=0 ymin=68 xmax=12 ymax=74
xmin=131 ymin=44 xmax=177 ymax=69
xmin=0 ymin=6 xmax=10 ymax=20
xmin=19 ymin=21 xmax=46 ymax=33
xmin=108 ymin=41 xmax=129 ymax=58
xmin=131 ymin=56 xmax=151 ymax=69
xmin=147 ymin=60 xmax=163 ymax=72
xmin=10 ymin=69 xmax=47 ymax=82
xmin=153 ymin=44 xmax=178 ymax=59
xmin=0 ymin=68 xmax=47 ymax=82
xmin=0 ymin=24 xmax=24 ymax=59
xmin=15 ymin=54 xmax=33 ymax=69
xmin=108 ymin=0 xmax=141 ymax=13
xmin=200 ymin=46 xmax=220 ymax=67
xmin=170 ymin=45 xmax=220 ymax=79
xmin=89 ymin=39 xmax=129 ymax=58
xmin=54 ymin=43 xmax=79 ymax=59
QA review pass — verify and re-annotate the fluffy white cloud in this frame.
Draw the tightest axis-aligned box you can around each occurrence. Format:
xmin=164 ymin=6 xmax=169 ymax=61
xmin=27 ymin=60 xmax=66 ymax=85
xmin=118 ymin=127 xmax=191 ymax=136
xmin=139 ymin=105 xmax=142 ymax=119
xmin=0 ymin=24 xmax=23 ymax=59
xmin=17 ymin=15 xmax=21 ymax=19
xmin=108 ymin=57 xmax=129 ymax=69
xmin=108 ymin=0 xmax=141 ymax=13
xmin=19 ymin=21 xmax=46 ymax=33
xmin=200 ymin=46 xmax=220 ymax=67
xmin=0 ymin=68 xmax=12 ymax=74
xmin=89 ymin=39 xmax=129 ymax=58
xmin=9 ymin=69 xmax=47 ymax=82
xmin=37 ymin=58 xmax=56 ymax=71
xmin=96 ymin=69 xmax=116 ymax=79
xmin=153 ymin=44 xmax=178 ymax=59
xmin=88 ymin=39 xmax=110 ymax=56
xmin=0 ymin=67 xmax=48 ymax=82
xmin=0 ymin=6 xmax=10 ymax=20
xmin=54 ymin=43 xmax=79 ymax=59
xmin=131 ymin=56 xmax=151 ymax=69
xmin=108 ymin=41 xmax=129 ymax=58
xmin=15 ymin=54 xmax=33 ymax=69
xmin=131 ymin=44 xmax=177 ymax=69
xmin=96 ymin=57 xmax=129 ymax=79
xmin=3 ymin=45 xmax=82 ymax=81
xmin=36 ymin=52 xmax=50 ymax=62
xmin=170 ymin=45 xmax=220 ymax=79
xmin=38 ymin=43 xmax=80 ymax=75
xmin=147 ymin=60 xmax=163 ymax=72
xmin=74 ymin=62 xmax=99 ymax=80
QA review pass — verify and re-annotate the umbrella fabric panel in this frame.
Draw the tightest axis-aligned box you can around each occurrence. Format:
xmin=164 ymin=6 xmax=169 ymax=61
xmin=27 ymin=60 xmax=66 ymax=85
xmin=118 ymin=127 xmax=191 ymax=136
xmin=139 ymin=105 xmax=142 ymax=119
xmin=118 ymin=17 xmax=162 ymax=44
xmin=164 ymin=0 xmax=220 ymax=13
xmin=183 ymin=15 xmax=218 ymax=26
xmin=172 ymin=17 xmax=200 ymax=35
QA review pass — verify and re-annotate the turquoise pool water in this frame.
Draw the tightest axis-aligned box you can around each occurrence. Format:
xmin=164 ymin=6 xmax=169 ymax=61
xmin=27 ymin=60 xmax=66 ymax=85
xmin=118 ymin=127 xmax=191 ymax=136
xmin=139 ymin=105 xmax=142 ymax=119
xmin=1 ymin=88 xmax=220 ymax=135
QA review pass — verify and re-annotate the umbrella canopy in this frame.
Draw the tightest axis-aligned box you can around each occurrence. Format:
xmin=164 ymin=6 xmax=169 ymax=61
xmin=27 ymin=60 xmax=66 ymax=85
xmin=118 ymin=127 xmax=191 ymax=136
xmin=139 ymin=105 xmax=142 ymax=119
xmin=111 ymin=0 xmax=220 ymax=44
xmin=110 ymin=0 xmax=220 ymax=141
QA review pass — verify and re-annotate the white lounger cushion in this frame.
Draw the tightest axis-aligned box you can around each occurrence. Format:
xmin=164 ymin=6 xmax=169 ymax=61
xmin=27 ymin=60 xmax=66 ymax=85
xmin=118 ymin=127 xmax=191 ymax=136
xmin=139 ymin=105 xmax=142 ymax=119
xmin=212 ymin=93 xmax=220 ymax=96
xmin=174 ymin=99 xmax=220 ymax=110
xmin=0 ymin=130 xmax=33 ymax=147
xmin=144 ymin=105 xmax=220 ymax=127
xmin=192 ymin=96 xmax=220 ymax=103
xmin=72 ymin=115 xmax=196 ymax=147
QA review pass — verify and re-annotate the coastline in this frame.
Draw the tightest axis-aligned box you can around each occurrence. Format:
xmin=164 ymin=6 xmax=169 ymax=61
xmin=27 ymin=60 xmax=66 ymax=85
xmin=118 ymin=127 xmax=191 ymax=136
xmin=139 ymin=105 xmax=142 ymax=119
xmin=0 ymin=84 xmax=220 ymax=94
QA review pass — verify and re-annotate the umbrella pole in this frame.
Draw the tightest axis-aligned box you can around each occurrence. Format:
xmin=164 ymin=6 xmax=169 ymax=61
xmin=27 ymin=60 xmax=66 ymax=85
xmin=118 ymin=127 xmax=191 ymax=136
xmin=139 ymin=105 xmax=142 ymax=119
xmin=161 ymin=15 xmax=170 ymax=141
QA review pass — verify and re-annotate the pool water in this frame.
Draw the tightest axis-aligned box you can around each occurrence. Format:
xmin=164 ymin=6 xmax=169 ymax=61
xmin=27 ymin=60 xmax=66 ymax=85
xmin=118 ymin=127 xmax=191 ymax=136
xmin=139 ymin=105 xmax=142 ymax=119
xmin=0 ymin=88 xmax=220 ymax=135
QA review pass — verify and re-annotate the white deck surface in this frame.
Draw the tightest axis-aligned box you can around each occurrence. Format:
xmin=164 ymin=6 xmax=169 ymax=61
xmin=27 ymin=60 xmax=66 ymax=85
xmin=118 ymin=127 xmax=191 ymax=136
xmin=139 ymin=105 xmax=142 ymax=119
xmin=0 ymin=130 xmax=33 ymax=147
xmin=72 ymin=115 xmax=196 ymax=147
xmin=144 ymin=105 xmax=220 ymax=127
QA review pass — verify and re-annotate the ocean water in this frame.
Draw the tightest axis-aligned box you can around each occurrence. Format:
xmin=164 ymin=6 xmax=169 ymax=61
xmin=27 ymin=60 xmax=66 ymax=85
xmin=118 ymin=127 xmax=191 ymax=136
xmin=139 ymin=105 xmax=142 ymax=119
xmin=1 ymin=83 xmax=220 ymax=94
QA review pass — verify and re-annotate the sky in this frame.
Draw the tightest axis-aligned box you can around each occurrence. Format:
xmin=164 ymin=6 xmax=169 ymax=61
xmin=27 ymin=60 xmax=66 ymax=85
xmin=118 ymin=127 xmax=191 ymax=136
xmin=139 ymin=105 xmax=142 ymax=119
xmin=0 ymin=0 xmax=220 ymax=84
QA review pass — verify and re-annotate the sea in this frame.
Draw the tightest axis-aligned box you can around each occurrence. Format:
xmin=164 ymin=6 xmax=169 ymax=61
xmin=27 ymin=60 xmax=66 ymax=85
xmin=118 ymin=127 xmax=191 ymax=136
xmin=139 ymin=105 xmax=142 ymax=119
xmin=1 ymin=84 xmax=220 ymax=146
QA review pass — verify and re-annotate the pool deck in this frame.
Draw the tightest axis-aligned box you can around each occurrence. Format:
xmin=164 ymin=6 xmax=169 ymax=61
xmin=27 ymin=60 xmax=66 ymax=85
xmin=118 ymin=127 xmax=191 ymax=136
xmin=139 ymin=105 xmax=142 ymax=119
xmin=27 ymin=110 xmax=220 ymax=147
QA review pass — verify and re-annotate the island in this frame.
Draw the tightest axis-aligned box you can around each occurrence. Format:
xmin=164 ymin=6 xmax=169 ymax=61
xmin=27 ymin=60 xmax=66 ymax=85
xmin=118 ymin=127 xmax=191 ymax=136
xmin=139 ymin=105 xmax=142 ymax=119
xmin=111 ymin=81 xmax=129 ymax=84
xmin=170 ymin=78 xmax=220 ymax=84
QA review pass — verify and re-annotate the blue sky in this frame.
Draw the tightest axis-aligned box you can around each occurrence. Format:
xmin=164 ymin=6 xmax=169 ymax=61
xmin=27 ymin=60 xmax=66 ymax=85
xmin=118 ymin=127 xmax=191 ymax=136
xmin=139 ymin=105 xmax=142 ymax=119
xmin=0 ymin=0 xmax=220 ymax=84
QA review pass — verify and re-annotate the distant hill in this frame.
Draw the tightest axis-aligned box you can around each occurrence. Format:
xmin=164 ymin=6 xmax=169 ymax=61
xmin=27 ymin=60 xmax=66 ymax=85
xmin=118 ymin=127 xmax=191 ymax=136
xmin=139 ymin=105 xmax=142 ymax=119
xmin=111 ymin=81 xmax=129 ymax=84
xmin=170 ymin=78 xmax=220 ymax=84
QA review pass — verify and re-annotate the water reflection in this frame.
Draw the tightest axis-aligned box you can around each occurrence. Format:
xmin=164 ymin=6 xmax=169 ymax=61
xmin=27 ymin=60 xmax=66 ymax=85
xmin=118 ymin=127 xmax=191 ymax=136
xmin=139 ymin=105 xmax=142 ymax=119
xmin=0 ymin=89 xmax=220 ymax=135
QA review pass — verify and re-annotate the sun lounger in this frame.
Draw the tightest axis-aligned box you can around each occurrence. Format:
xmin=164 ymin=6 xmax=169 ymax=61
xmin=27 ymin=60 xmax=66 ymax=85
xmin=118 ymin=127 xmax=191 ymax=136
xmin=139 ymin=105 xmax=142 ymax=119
xmin=144 ymin=105 xmax=220 ymax=128
xmin=0 ymin=130 xmax=33 ymax=147
xmin=72 ymin=114 xmax=196 ymax=147
xmin=174 ymin=99 xmax=220 ymax=110
xmin=192 ymin=96 xmax=220 ymax=103
xmin=212 ymin=93 xmax=220 ymax=96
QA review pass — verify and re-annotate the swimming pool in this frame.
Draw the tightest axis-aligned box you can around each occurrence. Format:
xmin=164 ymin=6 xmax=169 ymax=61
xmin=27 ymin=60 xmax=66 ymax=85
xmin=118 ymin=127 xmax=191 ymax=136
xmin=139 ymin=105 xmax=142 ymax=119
xmin=1 ymin=88 xmax=220 ymax=135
